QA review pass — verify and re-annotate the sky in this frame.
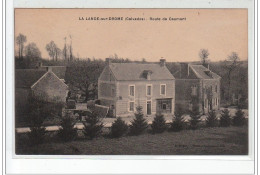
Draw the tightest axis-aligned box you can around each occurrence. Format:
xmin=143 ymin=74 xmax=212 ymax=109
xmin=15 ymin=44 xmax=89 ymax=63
xmin=15 ymin=9 xmax=248 ymax=62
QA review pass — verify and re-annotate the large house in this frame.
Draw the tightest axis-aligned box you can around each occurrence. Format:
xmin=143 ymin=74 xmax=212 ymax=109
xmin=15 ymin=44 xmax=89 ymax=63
xmin=174 ymin=63 xmax=221 ymax=114
xmin=98 ymin=59 xmax=175 ymax=117
xmin=15 ymin=68 xmax=69 ymax=116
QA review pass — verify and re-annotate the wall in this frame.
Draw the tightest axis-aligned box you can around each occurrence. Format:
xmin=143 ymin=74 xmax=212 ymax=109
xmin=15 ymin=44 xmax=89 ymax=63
xmin=115 ymin=80 xmax=175 ymax=116
xmin=15 ymin=88 xmax=30 ymax=115
xmin=32 ymin=72 xmax=68 ymax=103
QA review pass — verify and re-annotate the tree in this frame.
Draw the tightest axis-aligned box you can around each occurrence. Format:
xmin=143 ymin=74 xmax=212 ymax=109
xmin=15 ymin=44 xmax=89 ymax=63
xmin=199 ymin=49 xmax=210 ymax=66
xmin=151 ymin=113 xmax=167 ymax=134
xmin=206 ymin=110 xmax=218 ymax=127
xmin=65 ymin=59 xmax=105 ymax=101
xmin=170 ymin=106 xmax=185 ymax=132
xmin=46 ymin=41 xmax=58 ymax=61
xmin=129 ymin=106 xmax=148 ymax=135
xmin=224 ymin=52 xmax=241 ymax=103
xmin=83 ymin=110 xmax=103 ymax=139
xmin=189 ymin=103 xmax=201 ymax=130
xmin=110 ymin=117 xmax=128 ymax=138
xmin=220 ymin=108 xmax=231 ymax=127
xmin=232 ymin=108 xmax=246 ymax=126
xmin=24 ymin=42 xmax=41 ymax=68
xmin=16 ymin=33 xmax=27 ymax=59
xmin=58 ymin=111 xmax=78 ymax=142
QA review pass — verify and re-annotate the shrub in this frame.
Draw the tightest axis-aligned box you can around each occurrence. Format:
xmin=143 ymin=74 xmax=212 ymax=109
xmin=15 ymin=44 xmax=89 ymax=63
xmin=110 ymin=117 xmax=128 ymax=138
xmin=83 ymin=111 xmax=103 ymax=139
xmin=170 ymin=109 xmax=185 ymax=132
xmin=129 ymin=106 xmax=148 ymax=136
xmin=189 ymin=104 xmax=201 ymax=130
xmin=232 ymin=108 xmax=246 ymax=126
xmin=27 ymin=108 xmax=46 ymax=145
xmin=58 ymin=112 xmax=77 ymax=142
xmin=220 ymin=108 xmax=231 ymax=127
xmin=151 ymin=113 xmax=167 ymax=134
xmin=206 ymin=110 xmax=218 ymax=127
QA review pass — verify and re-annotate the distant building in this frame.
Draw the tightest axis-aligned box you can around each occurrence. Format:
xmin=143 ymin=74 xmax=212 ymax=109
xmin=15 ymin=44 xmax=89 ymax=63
xmin=98 ymin=59 xmax=175 ymax=117
xmin=174 ymin=63 xmax=221 ymax=114
xmin=15 ymin=68 xmax=69 ymax=116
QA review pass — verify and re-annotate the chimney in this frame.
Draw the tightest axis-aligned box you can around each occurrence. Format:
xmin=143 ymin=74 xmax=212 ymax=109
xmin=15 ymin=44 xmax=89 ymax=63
xmin=180 ymin=63 xmax=189 ymax=78
xmin=47 ymin=66 xmax=52 ymax=72
xmin=106 ymin=58 xmax=111 ymax=65
xmin=160 ymin=59 xmax=166 ymax=67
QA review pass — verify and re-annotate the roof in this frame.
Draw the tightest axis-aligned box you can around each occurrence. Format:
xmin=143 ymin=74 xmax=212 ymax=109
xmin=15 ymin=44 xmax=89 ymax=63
xmin=15 ymin=69 xmax=47 ymax=88
xmin=108 ymin=63 xmax=175 ymax=81
xmin=189 ymin=65 xmax=221 ymax=79
xmin=40 ymin=66 xmax=66 ymax=79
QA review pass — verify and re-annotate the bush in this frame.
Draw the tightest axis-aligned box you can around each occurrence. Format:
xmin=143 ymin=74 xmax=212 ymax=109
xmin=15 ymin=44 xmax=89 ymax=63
xmin=110 ymin=117 xmax=128 ymax=138
xmin=220 ymin=108 xmax=231 ymax=127
xmin=83 ymin=111 xmax=103 ymax=139
xmin=58 ymin=112 xmax=78 ymax=142
xmin=206 ymin=110 xmax=218 ymax=127
xmin=189 ymin=104 xmax=201 ymax=130
xmin=129 ymin=106 xmax=148 ymax=136
xmin=170 ymin=109 xmax=185 ymax=132
xmin=151 ymin=113 xmax=167 ymax=134
xmin=27 ymin=108 xmax=46 ymax=145
xmin=232 ymin=108 xmax=246 ymax=126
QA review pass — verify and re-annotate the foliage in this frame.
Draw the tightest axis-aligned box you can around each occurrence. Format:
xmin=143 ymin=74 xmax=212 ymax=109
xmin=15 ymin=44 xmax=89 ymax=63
xmin=129 ymin=106 xmax=148 ymax=136
xmin=65 ymin=59 xmax=106 ymax=101
xmin=189 ymin=103 xmax=201 ymax=130
xmin=206 ymin=110 xmax=218 ymax=127
xmin=199 ymin=49 xmax=210 ymax=65
xmin=220 ymin=108 xmax=231 ymax=127
xmin=83 ymin=110 xmax=104 ymax=139
xmin=27 ymin=107 xmax=46 ymax=145
xmin=24 ymin=42 xmax=42 ymax=68
xmin=151 ymin=113 xmax=167 ymax=134
xmin=170 ymin=107 xmax=185 ymax=132
xmin=110 ymin=117 xmax=129 ymax=138
xmin=232 ymin=108 xmax=246 ymax=126
xmin=16 ymin=33 xmax=27 ymax=59
xmin=58 ymin=111 xmax=78 ymax=142
xmin=46 ymin=41 xmax=61 ymax=61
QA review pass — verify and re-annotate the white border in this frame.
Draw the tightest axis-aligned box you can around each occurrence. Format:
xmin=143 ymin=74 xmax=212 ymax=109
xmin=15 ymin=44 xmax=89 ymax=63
xmin=5 ymin=0 xmax=256 ymax=174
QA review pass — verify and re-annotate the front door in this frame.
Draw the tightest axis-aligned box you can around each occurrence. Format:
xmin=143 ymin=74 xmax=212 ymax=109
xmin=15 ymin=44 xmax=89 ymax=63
xmin=147 ymin=101 xmax=151 ymax=115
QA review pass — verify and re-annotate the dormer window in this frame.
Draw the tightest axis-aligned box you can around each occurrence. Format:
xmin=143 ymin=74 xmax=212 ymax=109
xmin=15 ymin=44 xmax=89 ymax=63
xmin=204 ymin=70 xmax=213 ymax=78
xmin=143 ymin=70 xmax=153 ymax=80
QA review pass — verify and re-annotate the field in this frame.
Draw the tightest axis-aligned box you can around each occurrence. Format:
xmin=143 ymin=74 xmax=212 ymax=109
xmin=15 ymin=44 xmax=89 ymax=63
xmin=16 ymin=126 xmax=248 ymax=155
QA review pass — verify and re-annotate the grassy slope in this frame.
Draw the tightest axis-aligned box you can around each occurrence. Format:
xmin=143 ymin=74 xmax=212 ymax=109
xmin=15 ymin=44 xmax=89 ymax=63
xmin=16 ymin=126 xmax=248 ymax=155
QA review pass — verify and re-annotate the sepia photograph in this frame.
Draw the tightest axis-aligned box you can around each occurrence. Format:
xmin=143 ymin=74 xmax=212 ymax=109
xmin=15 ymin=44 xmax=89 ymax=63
xmin=14 ymin=8 xmax=249 ymax=155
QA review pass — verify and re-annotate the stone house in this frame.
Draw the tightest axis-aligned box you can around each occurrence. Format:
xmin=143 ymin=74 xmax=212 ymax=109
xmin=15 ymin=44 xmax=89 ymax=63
xmin=98 ymin=59 xmax=175 ymax=117
xmin=174 ymin=63 xmax=221 ymax=114
xmin=15 ymin=68 xmax=69 ymax=116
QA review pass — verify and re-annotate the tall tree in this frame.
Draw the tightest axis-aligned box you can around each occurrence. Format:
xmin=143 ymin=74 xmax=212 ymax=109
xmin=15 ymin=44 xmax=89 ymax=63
xmin=69 ymin=35 xmax=73 ymax=62
xmin=199 ymin=49 xmax=210 ymax=66
xmin=63 ymin=37 xmax=68 ymax=61
xmin=46 ymin=41 xmax=57 ymax=61
xmin=54 ymin=47 xmax=61 ymax=61
xmin=224 ymin=52 xmax=241 ymax=103
xmin=16 ymin=33 xmax=27 ymax=59
xmin=24 ymin=42 xmax=41 ymax=68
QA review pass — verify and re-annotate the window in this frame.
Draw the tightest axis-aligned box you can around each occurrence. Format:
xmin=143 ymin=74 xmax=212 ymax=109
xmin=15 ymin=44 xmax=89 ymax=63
xmin=111 ymin=88 xmax=115 ymax=96
xmin=147 ymin=85 xmax=152 ymax=96
xmin=129 ymin=85 xmax=135 ymax=96
xmin=215 ymin=98 xmax=218 ymax=106
xmin=129 ymin=101 xmax=134 ymax=112
xmin=162 ymin=103 xmax=167 ymax=110
xmin=191 ymin=85 xmax=197 ymax=96
xmin=204 ymin=99 xmax=208 ymax=108
xmin=160 ymin=84 xmax=166 ymax=95
xmin=215 ymin=85 xmax=218 ymax=93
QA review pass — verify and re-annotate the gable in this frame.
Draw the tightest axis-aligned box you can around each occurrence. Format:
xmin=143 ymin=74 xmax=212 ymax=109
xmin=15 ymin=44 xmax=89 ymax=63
xmin=98 ymin=65 xmax=116 ymax=81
